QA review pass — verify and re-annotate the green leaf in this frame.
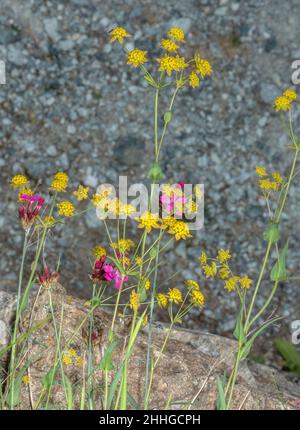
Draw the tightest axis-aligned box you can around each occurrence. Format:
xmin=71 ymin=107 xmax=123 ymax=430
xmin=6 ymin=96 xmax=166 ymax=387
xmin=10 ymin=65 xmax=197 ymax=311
xmin=99 ymin=340 xmax=118 ymax=371
xmin=274 ymin=338 xmax=300 ymax=377
xmin=271 ymin=241 xmax=288 ymax=281
xmin=216 ymin=375 xmax=227 ymax=410
xmin=233 ymin=310 xmax=245 ymax=342
xmin=64 ymin=375 xmax=73 ymax=410
xmin=42 ymin=366 xmax=57 ymax=389
xmin=240 ymin=317 xmax=282 ymax=361
xmin=263 ymin=223 xmax=280 ymax=244
xmin=6 ymin=367 xmax=28 ymax=407
xmin=139 ymin=287 xmax=147 ymax=303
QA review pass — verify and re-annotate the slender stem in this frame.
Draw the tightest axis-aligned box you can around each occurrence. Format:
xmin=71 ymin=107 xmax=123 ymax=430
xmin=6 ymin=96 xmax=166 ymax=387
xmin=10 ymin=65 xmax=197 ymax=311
xmin=244 ymin=240 xmax=272 ymax=333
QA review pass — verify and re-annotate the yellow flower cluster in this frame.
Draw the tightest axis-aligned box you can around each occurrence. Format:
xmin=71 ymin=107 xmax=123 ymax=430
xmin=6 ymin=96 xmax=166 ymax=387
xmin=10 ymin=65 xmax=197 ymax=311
xmin=127 ymin=48 xmax=148 ymax=67
xmin=157 ymin=293 xmax=168 ymax=308
xmin=92 ymin=245 xmax=106 ymax=259
xmin=273 ymin=88 xmax=298 ymax=112
xmin=73 ymin=185 xmax=89 ymax=201
xmin=185 ymin=280 xmax=205 ymax=307
xmin=217 ymin=249 xmax=231 ymax=263
xmin=190 ymin=289 xmax=205 ymax=306
xmin=160 ymin=38 xmax=179 ymax=53
xmin=168 ymin=287 xmax=182 ymax=304
xmin=112 ymin=239 xmax=135 ymax=254
xmin=189 ymin=71 xmax=200 ymax=88
xmin=22 ymin=375 xmax=31 ymax=385
xmin=57 ymin=200 xmax=75 ymax=217
xmin=62 ymin=348 xmax=83 ymax=367
xmin=130 ymin=289 xmax=140 ymax=313
xmin=110 ymin=26 xmax=130 ymax=44
xmin=11 ymin=174 xmax=28 ymax=189
xmin=194 ymin=54 xmax=212 ymax=78
xmin=157 ymin=54 xmax=187 ymax=76
xmin=137 ymin=211 xmax=160 ymax=233
xmin=167 ymin=27 xmax=185 ymax=42
xmin=256 ymin=166 xmax=283 ymax=192
xmin=50 ymin=172 xmax=69 ymax=193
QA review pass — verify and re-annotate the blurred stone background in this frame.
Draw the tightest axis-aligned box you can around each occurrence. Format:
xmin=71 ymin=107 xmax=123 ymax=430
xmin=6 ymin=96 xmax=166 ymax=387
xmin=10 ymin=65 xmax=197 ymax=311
xmin=0 ymin=0 xmax=300 ymax=368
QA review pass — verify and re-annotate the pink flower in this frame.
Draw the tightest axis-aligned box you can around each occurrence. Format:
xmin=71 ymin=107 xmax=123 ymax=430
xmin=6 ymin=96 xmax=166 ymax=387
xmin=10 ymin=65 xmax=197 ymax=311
xmin=18 ymin=195 xmax=45 ymax=231
xmin=160 ymin=182 xmax=187 ymax=216
xmin=114 ymin=270 xmax=128 ymax=290
xmin=103 ymin=264 xmax=115 ymax=281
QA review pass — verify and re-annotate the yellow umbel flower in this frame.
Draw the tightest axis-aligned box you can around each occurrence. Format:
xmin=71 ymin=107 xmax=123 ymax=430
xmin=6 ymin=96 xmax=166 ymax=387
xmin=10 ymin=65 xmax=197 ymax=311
xmin=272 ymin=171 xmax=283 ymax=184
xmin=18 ymin=188 xmax=33 ymax=201
xmin=57 ymin=200 xmax=75 ymax=217
xmin=156 ymin=293 xmax=168 ymax=308
xmin=137 ymin=211 xmax=160 ymax=233
xmin=50 ymin=172 xmax=69 ymax=192
xmin=283 ymin=88 xmax=297 ymax=101
xmin=73 ymin=185 xmax=89 ymax=201
xmin=185 ymin=279 xmax=200 ymax=290
xmin=190 ymin=289 xmax=205 ymax=307
xmin=160 ymin=38 xmax=179 ymax=53
xmin=76 ymin=357 xmax=84 ymax=367
xmin=194 ymin=55 xmax=212 ymax=78
xmin=112 ymin=239 xmax=135 ymax=253
xmin=110 ymin=26 xmax=130 ymax=44
xmin=68 ymin=348 xmax=77 ymax=358
xmin=127 ymin=49 xmax=148 ymax=67
xmin=167 ymin=26 xmax=185 ymax=42
xmin=273 ymin=96 xmax=291 ymax=112
xmin=168 ymin=287 xmax=182 ymax=304
xmin=224 ymin=276 xmax=239 ymax=292
xmin=189 ymin=71 xmax=200 ymax=88
xmin=167 ymin=220 xmax=192 ymax=240
xmin=91 ymin=193 xmax=104 ymax=206
xmin=203 ymin=262 xmax=217 ymax=278
xmin=255 ymin=166 xmax=268 ymax=177
xmin=130 ymin=290 xmax=140 ymax=313
xmin=142 ymin=278 xmax=151 ymax=290
xmin=199 ymin=251 xmax=207 ymax=265
xmin=92 ymin=245 xmax=106 ymax=259
xmin=135 ymin=256 xmax=143 ymax=266
xmin=157 ymin=54 xmax=187 ymax=76
xmin=43 ymin=215 xmax=56 ymax=227
xmin=239 ymin=275 xmax=253 ymax=289
xmin=259 ymin=179 xmax=278 ymax=191
xmin=217 ymin=249 xmax=231 ymax=263
xmin=219 ymin=267 xmax=230 ymax=280
xmin=11 ymin=174 xmax=28 ymax=189
xmin=62 ymin=354 xmax=72 ymax=366
xmin=22 ymin=375 xmax=31 ymax=385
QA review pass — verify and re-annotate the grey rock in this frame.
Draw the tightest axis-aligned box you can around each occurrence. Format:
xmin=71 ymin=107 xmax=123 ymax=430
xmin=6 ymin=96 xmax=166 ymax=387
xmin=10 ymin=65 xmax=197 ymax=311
xmin=24 ymin=158 xmax=47 ymax=179
xmin=167 ymin=18 xmax=192 ymax=34
xmin=7 ymin=45 xmax=27 ymax=66
xmin=84 ymin=208 xmax=102 ymax=230
xmin=58 ymin=40 xmax=75 ymax=51
xmin=44 ymin=18 xmax=60 ymax=42
xmin=0 ymin=24 xmax=21 ymax=45
xmin=46 ymin=145 xmax=58 ymax=157
xmin=259 ymin=83 xmax=279 ymax=104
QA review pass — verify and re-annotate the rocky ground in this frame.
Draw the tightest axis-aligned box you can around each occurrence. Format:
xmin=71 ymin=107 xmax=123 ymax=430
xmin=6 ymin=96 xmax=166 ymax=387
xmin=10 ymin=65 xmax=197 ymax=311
xmin=0 ymin=0 xmax=300 ymax=371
